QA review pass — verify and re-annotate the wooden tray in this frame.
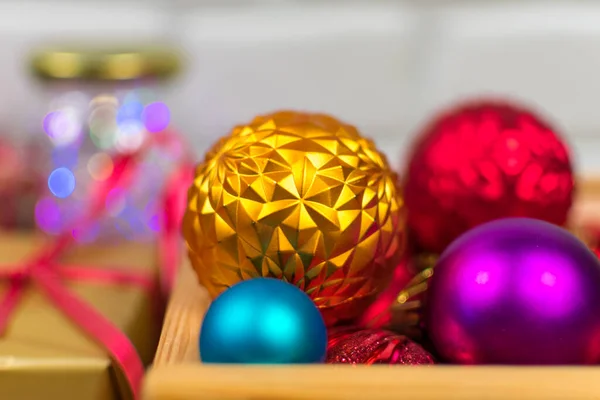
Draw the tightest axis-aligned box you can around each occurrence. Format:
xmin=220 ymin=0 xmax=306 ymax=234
xmin=142 ymin=180 xmax=600 ymax=400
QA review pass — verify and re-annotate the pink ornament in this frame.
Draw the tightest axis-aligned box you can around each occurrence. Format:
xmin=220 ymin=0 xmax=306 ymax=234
xmin=427 ymin=217 xmax=600 ymax=364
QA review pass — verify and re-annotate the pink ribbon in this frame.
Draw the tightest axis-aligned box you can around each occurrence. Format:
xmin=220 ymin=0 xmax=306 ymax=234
xmin=158 ymin=162 xmax=195 ymax=297
xmin=0 ymin=129 xmax=194 ymax=400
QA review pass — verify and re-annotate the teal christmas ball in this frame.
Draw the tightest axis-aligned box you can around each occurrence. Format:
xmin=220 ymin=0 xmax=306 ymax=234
xmin=199 ymin=278 xmax=328 ymax=364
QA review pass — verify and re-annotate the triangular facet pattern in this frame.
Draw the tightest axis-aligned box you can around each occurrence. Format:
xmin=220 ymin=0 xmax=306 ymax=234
xmin=183 ymin=111 xmax=406 ymax=325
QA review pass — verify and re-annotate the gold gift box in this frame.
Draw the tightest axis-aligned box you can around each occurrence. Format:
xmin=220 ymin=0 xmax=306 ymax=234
xmin=0 ymin=234 xmax=161 ymax=400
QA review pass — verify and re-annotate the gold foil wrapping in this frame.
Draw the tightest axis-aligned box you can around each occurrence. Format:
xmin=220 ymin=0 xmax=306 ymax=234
xmin=0 ymin=234 xmax=160 ymax=400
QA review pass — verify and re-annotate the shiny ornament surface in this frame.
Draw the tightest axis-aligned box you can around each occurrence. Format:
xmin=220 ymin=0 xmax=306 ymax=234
xmin=575 ymin=224 xmax=600 ymax=258
xmin=404 ymin=100 xmax=574 ymax=254
xmin=185 ymin=111 xmax=405 ymax=325
xmin=326 ymin=327 xmax=435 ymax=365
xmin=199 ymin=278 xmax=327 ymax=364
xmin=360 ymin=255 xmax=436 ymax=340
xmin=427 ymin=218 xmax=600 ymax=364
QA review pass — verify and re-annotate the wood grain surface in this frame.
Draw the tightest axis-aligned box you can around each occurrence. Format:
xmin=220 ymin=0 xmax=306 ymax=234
xmin=143 ymin=179 xmax=600 ymax=400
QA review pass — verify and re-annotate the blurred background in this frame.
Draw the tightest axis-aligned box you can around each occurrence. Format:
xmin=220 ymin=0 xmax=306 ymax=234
xmin=3 ymin=0 xmax=600 ymax=168
xmin=1 ymin=0 xmax=599 ymax=234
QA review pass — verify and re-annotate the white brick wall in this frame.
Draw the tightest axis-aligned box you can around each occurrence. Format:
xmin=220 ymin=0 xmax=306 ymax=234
xmin=2 ymin=1 xmax=600 ymax=173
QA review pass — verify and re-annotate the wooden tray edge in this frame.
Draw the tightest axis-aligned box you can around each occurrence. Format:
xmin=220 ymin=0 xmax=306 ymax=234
xmin=143 ymin=364 xmax=600 ymax=400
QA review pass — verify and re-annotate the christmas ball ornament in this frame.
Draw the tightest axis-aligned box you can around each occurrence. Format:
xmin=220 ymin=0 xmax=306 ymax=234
xmin=404 ymin=100 xmax=574 ymax=254
xmin=359 ymin=254 xmax=436 ymax=340
xmin=199 ymin=278 xmax=327 ymax=364
xmin=326 ymin=327 xmax=435 ymax=365
xmin=185 ymin=111 xmax=405 ymax=325
xmin=427 ymin=218 xmax=600 ymax=364
xmin=574 ymin=224 xmax=600 ymax=258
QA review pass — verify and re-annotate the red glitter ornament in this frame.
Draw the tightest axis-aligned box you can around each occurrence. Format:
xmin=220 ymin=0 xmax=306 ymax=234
xmin=326 ymin=327 xmax=435 ymax=365
xmin=404 ymin=100 xmax=574 ymax=254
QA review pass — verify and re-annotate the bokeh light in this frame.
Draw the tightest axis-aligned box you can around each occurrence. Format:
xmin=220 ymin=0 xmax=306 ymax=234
xmin=87 ymin=152 xmax=114 ymax=181
xmin=117 ymin=100 xmax=144 ymax=126
xmin=39 ymin=87 xmax=174 ymax=241
xmin=89 ymin=94 xmax=119 ymax=109
xmin=115 ymin=121 xmax=145 ymax=152
xmin=43 ymin=108 xmax=82 ymax=146
xmin=143 ymin=102 xmax=170 ymax=132
xmin=88 ymin=103 xmax=118 ymax=149
xmin=48 ymin=167 xmax=76 ymax=198
xmin=35 ymin=197 xmax=62 ymax=234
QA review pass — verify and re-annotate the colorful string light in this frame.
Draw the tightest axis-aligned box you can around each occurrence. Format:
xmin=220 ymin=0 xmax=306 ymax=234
xmin=87 ymin=152 xmax=114 ymax=181
xmin=36 ymin=89 xmax=174 ymax=240
xmin=143 ymin=102 xmax=170 ymax=132
xmin=48 ymin=167 xmax=76 ymax=198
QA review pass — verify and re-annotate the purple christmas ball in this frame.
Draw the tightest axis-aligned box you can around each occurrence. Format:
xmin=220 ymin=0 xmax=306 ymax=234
xmin=426 ymin=217 xmax=600 ymax=364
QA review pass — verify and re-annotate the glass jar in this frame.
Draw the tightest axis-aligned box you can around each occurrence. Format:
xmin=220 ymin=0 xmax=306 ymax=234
xmin=30 ymin=46 xmax=183 ymax=243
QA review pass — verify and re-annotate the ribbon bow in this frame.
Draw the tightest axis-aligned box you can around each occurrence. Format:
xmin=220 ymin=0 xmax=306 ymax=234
xmin=0 ymin=130 xmax=194 ymax=399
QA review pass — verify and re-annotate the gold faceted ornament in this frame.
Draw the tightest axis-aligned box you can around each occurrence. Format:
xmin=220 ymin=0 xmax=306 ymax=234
xmin=184 ymin=111 xmax=406 ymax=325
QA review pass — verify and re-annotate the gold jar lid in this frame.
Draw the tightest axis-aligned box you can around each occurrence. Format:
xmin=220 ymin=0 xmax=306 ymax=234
xmin=30 ymin=46 xmax=181 ymax=81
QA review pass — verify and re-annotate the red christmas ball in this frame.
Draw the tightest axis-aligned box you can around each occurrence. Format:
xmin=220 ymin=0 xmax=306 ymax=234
xmin=404 ymin=100 xmax=575 ymax=254
xmin=575 ymin=224 xmax=600 ymax=258
xmin=326 ymin=327 xmax=435 ymax=365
